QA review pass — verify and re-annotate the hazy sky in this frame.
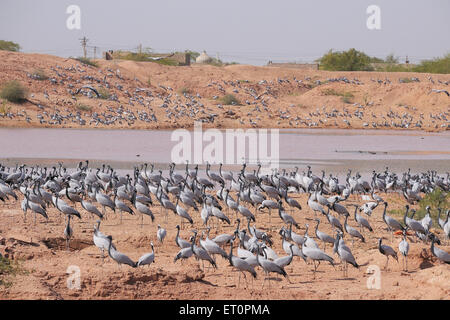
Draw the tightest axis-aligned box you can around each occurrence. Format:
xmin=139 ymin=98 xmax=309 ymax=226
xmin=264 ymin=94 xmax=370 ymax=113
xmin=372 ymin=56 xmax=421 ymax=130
xmin=0 ymin=0 xmax=448 ymax=65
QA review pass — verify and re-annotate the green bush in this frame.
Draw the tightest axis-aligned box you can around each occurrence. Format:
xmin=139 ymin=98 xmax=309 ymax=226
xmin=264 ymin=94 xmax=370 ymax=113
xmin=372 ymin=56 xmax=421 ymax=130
xmin=0 ymin=256 xmax=24 ymax=287
xmin=220 ymin=94 xmax=240 ymax=105
xmin=31 ymin=69 xmax=48 ymax=80
xmin=0 ymin=80 xmax=27 ymax=103
xmin=414 ymin=188 xmax=449 ymax=221
xmin=0 ymin=40 xmax=20 ymax=52
xmin=317 ymin=48 xmax=374 ymax=71
xmin=97 ymin=87 xmax=110 ymax=100
xmin=76 ymin=103 xmax=92 ymax=112
xmin=413 ymin=54 xmax=450 ymax=74
xmin=322 ymin=89 xmax=354 ymax=104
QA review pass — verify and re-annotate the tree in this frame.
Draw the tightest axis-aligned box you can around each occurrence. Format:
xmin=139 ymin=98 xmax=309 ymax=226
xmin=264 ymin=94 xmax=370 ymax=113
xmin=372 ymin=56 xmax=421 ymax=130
xmin=0 ymin=40 xmax=20 ymax=52
xmin=385 ymin=54 xmax=399 ymax=64
xmin=317 ymin=48 xmax=374 ymax=71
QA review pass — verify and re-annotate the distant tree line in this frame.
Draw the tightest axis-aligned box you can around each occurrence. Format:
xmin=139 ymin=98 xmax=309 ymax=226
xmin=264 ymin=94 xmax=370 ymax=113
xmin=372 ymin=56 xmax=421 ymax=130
xmin=317 ymin=48 xmax=449 ymax=74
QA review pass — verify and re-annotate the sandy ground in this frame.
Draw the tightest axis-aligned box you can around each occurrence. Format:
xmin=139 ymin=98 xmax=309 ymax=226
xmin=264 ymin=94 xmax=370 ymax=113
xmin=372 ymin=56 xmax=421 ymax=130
xmin=0 ymin=191 xmax=449 ymax=300
xmin=0 ymin=51 xmax=449 ymax=131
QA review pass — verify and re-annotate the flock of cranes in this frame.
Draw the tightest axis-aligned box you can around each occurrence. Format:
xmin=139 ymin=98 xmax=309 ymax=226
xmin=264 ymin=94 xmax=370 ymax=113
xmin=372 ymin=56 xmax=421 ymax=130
xmin=1 ymin=58 xmax=449 ymax=130
xmin=0 ymin=161 xmax=449 ymax=289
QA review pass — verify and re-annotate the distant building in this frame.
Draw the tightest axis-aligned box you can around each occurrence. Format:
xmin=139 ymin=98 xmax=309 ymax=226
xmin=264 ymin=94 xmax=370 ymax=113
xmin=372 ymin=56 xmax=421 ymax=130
xmin=196 ymin=51 xmax=212 ymax=64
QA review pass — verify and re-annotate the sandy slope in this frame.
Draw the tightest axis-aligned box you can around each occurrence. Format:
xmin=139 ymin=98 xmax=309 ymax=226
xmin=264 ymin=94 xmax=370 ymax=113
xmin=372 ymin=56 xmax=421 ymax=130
xmin=0 ymin=51 xmax=448 ymax=131
xmin=0 ymin=191 xmax=448 ymax=300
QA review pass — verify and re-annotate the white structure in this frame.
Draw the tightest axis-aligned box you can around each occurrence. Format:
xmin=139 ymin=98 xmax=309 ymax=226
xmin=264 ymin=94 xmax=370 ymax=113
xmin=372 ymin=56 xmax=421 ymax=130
xmin=196 ymin=51 xmax=212 ymax=64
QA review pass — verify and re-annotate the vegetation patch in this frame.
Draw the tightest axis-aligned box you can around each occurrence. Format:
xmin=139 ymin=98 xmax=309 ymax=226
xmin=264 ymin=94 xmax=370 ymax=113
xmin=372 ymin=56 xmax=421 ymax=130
xmin=0 ymin=101 xmax=11 ymax=115
xmin=0 ymin=40 xmax=20 ymax=52
xmin=0 ymin=80 xmax=27 ymax=103
xmin=31 ymin=69 xmax=49 ymax=81
xmin=0 ymin=256 xmax=25 ymax=287
xmin=76 ymin=103 xmax=92 ymax=112
xmin=220 ymin=94 xmax=241 ymax=105
xmin=97 ymin=87 xmax=110 ymax=100
xmin=74 ymin=57 xmax=99 ymax=68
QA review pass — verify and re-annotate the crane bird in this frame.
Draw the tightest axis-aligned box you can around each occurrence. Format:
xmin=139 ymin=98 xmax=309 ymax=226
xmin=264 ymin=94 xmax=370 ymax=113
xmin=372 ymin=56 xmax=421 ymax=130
xmin=301 ymin=240 xmax=335 ymax=278
xmin=175 ymin=225 xmax=191 ymax=249
xmin=93 ymin=220 xmax=115 ymax=261
xmin=255 ymin=243 xmax=288 ymax=288
xmin=344 ymin=215 xmax=365 ymax=244
xmin=378 ymin=238 xmax=398 ymax=270
xmin=137 ymin=242 xmax=155 ymax=267
xmin=382 ymin=202 xmax=404 ymax=241
xmin=63 ymin=215 xmax=73 ymax=251
xmin=404 ymin=206 xmax=427 ymax=237
xmin=334 ymin=233 xmax=359 ymax=277
xmin=314 ymin=218 xmax=335 ymax=250
xmin=157 ymin=225 xmax=167 ymax=244
xmin=398 ymin=230 xmax=410 ymax=271
xmin=430 ymin=235 xmax=450 ymax=264
xmin=106 ymin=235 xmax=137 ymax=268
xmin=228 ymin=240 xmax=257 ymax=288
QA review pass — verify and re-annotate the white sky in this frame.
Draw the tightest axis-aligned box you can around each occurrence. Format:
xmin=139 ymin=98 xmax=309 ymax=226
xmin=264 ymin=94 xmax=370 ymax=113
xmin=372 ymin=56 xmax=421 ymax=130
xmin=0 ymin=0 xmax=448 ymax=65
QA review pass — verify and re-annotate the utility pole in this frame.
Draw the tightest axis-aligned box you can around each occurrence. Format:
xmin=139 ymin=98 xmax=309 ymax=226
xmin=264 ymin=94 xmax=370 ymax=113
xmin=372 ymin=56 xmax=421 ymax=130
xmin=94 ymin=46 xmax=97 ymax=59
xmin=138 ymin=43 xmax=142 ymax=55
xmin=79 ymin=36 xmax=88 ymax=58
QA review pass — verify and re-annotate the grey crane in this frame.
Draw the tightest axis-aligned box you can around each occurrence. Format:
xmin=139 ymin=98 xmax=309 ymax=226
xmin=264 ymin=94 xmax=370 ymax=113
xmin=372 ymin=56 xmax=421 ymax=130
xmin=106 ymin=235 xmax=137 ymax=268
xmin=344 ymin=215 xmax=365 ymax=244
xmin=63 ymin=215 xmax=73 ymax=251
xmin=378 ymin=238 xmax=398 ymax=270
xmin=334 ymin=233 xmax=359 ymax=277
xmin=228 ymin=240 xmax=257 ymax=288
xmin=25 ymin=191 xmax=48 ymax=224
xmin=277 ymin=201 xmax=299 ymax=228
xmin=404 ymin=206 xmax=426 ymax=236
xmin=382 ymin=202 xmax=404 ymax=241
xmin=157 ymin=225 xmax=167 ymax=244
xmin=430 ymin=235 xmax=450 ymax=264
xmin=353 ymin=204 xmax=373 ymax=233
xmin=93 ymin=220 xmax=115 ymax=261
xmin=175 ymin=225 xmax=191 ymax=249
xmin=200 ymin=228 xmax=228 ymax=261
xmin=255 ymin=243 xmax=287 ymax=288
xmin=301 ymin=240 xmax=335 ymax=278
xmin=274 ymin=243 xmax=294 ymax=269
xmin=398 ymin=230 xmax=410 ymax=271
xmin=137 ymin=242 xmax=155 ymax=267
xmin=174 ymin=236 xmax=194 ymax=264
xmin=314 ymin=218 xmax=335 ymax=250
xmin=192 ymin=231 xmax=217 ymax=270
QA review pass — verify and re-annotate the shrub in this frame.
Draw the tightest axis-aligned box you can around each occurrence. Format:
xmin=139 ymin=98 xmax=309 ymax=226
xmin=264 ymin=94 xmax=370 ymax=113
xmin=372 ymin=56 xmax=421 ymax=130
xmin=97 ymin=87 xmax=110 ymax=100
xmin=0 ymin=101 xmax=11 ymax=114
xmin=0 ymin=256 xmax=24 ymax=287
xmin=414 ymin=188 xmax=449 ymax=221
xmin=74 ymin=57 xmax=98 ymax=67
xmin=0 ymin=40 xmax=20 ymax=52
xmin=220 ymin=94 xmax=240 ymax=105
xmin=0 ymin=80 xmax=27 ymax=103
xmin=31 ymin=69 xmax=48 ymax=80
xmin=317 ymin=48 xmax=374 ymax=71
xmin=179 ymin=87 xmax=191 ymax=95
xmin=413 ymin=54 xmax=450 ymax=74
xmin=76 ymin=103 xmax=92 ymax=112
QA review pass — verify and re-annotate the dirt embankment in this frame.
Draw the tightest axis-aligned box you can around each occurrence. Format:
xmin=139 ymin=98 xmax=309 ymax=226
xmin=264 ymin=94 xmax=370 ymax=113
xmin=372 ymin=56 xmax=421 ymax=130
xmin=0 ymin=51 xmax=448 ymax=131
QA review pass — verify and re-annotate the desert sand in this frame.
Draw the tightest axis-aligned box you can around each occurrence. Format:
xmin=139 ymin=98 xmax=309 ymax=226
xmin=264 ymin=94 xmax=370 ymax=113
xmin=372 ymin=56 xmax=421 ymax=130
xmin=0 ymin=51 xmax=448 ymax=131
xmin=0 ymin=191 xmax=449 ymax=300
